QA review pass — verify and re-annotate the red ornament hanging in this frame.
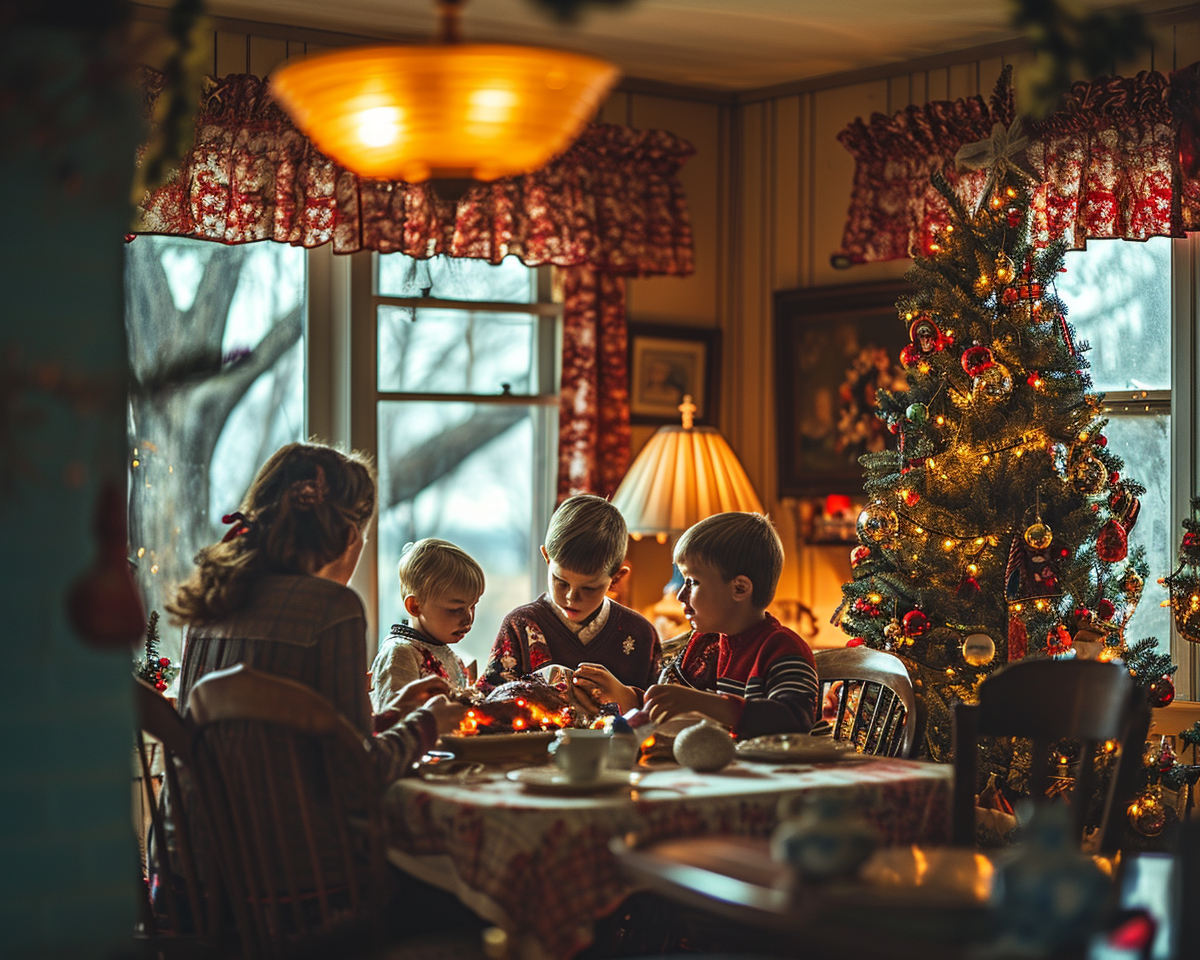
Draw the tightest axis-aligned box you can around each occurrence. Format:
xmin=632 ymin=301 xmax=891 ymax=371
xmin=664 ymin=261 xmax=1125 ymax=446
xmin=961 ymin=344 xmax=995 ymax=378
xmin=902 ymin=609 xmax=931 ymax=638
xmin=956 ymin=573 xmax=982 ymax=599
xmin=1096 ymin=519 xmax=1129 ymax=563
xmin=846 ymin=637 xmax=865 ymax=647
xmin=66 ymin=481 xmax=146 ymax=649
xmin=1147 ymin=674 xmax=1175 ymax=707
xmin=1008 ymin=614 xmax=1028 ymax=660
xmin=1097 ymin=598 xmax=1116 ymax=621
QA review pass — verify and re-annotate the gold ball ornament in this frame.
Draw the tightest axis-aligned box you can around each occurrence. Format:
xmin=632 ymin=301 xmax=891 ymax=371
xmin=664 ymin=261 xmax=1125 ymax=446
xmin=1127 ymin=786 xmax=1167 ymax=837
xmin=961 ymin=632 xmax=996 ymax=666
xmin=1069 ymin=453 xmax=1107 ymax=496
xmin=1024 ymin=522 xmax=1053 ymax=550
xmin=856 ymin=502 xmax=899 ymax=544
xmin=971 ymin=362 xmax=1013 ymax=401
xmin=1121 ymin=569 xmax=1144 ymax=600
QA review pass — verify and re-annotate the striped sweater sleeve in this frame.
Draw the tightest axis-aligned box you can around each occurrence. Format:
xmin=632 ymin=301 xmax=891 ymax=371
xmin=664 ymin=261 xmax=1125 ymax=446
xmin=734 ymin=636 xmax=819 ymax=739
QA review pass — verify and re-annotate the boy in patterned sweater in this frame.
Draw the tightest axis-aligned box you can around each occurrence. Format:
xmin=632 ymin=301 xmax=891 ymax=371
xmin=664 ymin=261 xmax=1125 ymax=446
xmin=481 ymin=495 xmax=660 ymax=699
xmin=370 ymin=538 xmax=483 ymax=713
xmin=575 ymin=512 xmax=818 ymax=737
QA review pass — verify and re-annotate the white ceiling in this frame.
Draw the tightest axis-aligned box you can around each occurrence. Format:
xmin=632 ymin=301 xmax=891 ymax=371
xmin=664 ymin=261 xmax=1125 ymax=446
xmin=181 ymin=0 xmax=1182 ymax=91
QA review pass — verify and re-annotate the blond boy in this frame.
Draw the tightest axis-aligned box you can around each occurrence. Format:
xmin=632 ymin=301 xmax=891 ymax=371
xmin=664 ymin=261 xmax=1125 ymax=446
xmin=481 ymin=495 xmax=660 ymax=695
xmin=370 ymin=539 xmax=483 ymax=713
xmin=577 ymin=512 xmax=819 ymax=737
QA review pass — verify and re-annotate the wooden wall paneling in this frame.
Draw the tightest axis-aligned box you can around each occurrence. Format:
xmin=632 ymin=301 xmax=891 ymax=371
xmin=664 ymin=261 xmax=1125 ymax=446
xmin=1177 ymin=21 xmax=1200 ymax=67
xmin=946 ymin=61 xmax=978 ymax=99
xmin=597 ymin=90 xmax=630 ymax=126
xmin=128 ymin=17 xmax=173 ymax=70
xmin=250 ymin=36 xmax=288 ymax=77
xmin=627 ymin=96 xmax=722 ymax=324
xmin=977 ymin=56 xmax=1006 ymax=98
xmin=1148 ymin=22 xmax=1177 ymax=72
xmin=927 ymin=66 xmax=949 ymax=102
xmin=731 ymin=101 xmax=765 ymax=479
xmin=772 ymin=95 xmax=803 ymax=293
xmin=215 ymin=31 xmax=249 ymax=76
xmin=809 ymin=80 xmax=887 ymax=287
xmin=1121 ymin=42 xmax=1156 ymax=76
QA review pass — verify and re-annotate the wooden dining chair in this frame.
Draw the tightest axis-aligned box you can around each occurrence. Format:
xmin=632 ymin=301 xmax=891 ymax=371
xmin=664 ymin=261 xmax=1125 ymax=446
xmin=187 ymin=664 xmax=389 ymax=960
xmin=813 ymin=646 xmax=921 ymax=758
xmin=134 ymin=677 xmax=224 ymax=955
xmin=950 ymin=658 xmax=1150 ymax=852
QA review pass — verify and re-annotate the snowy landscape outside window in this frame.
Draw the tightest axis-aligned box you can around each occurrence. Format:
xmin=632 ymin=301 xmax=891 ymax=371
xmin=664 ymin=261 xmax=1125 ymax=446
xmin=125 ymin=236 xmax=306 ymax=659
xmin=373 ymin=254 xmax=560 ymax=671
xmin=1058 ymin=237 xmax=1171 ymax=652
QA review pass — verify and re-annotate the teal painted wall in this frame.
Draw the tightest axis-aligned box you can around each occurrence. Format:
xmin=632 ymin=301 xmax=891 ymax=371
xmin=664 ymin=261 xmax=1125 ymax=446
xmin=0 ymin=24 xmax=141 ymax=957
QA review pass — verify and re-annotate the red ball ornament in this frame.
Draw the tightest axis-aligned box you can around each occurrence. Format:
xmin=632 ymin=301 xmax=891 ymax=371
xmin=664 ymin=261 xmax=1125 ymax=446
xmin=1095 ymin=435 xmax=1108 ymax=447
xmin=155 ymin=681 xmax=167 ymax=691
xmin=1001 ymin=287 xmax=1018 ymax=305
xmin=1148 ymin=674 xmax=1175 ymax=707
xmin=1109 ymin=472 xmax=1120 ymax=485
xmin=1183 ymin=532 xmax=1200 ymax=550
xmin=1096 ymin=519 xmax=1129 ymax=563
xmin=846 ymin=637 xmax=865 ymax=647
xmin=1097 ymin=599 xmax=1116 ymax=621
xmin=902 ymin=610 xmax=931 ymax=638
xmin=903 ymin=489 xmax=921 ymax=507
xmin=158 ymin=656 xmax=170 ymax=666
xmin=961 ymin=344 xmax=994 ymax=377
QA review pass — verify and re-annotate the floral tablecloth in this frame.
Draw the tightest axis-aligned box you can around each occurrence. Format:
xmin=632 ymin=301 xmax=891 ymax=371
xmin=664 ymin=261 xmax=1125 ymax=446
xmin=383 ymin=757 xmax=952 ymax=960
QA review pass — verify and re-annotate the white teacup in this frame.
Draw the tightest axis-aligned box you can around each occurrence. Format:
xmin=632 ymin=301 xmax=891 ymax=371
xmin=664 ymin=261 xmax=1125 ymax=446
xmin=548 ymin=728 xmax=611 ymax=783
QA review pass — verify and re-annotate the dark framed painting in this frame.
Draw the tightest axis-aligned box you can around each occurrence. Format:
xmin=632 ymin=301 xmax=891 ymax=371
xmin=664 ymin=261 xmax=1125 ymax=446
xmin=628 ymin=323 xmax=721 ymax=425
xmin=775 ymin=281 xmax=912 ymax=498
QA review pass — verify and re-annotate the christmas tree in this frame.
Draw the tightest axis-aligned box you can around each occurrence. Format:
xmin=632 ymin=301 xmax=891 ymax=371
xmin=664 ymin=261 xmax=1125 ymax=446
xmin=833 ymin=125 xmax=1169 ymax=775
xmin=134 ymin=610 xmax=178 ymax=693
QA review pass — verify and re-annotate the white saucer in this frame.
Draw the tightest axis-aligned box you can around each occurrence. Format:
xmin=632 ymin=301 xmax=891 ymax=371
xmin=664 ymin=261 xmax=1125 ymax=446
xmin=506 ymin=766 xmax=634 ymax=796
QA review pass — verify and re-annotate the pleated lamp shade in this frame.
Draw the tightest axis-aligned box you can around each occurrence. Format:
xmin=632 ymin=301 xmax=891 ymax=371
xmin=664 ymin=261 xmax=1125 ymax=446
xmin=612 ymin=425 xmax=764 ymax=540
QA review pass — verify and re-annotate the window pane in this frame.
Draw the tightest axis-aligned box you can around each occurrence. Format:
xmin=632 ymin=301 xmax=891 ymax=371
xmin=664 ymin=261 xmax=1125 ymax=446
xmin=1104 ymin=414 xmax=1171 ymax=654
xmin=377 ymin=401 xmax=551 ymax=670
xmin=1059 ymin=238 xmax=1171 ymax=392
xmin=377 ymin=252 xmax=535 ymax=303
xmin=377 ymin=306 xmax=538 ymax=394
xmin=126 ymin=236 xmax=306 ymax=657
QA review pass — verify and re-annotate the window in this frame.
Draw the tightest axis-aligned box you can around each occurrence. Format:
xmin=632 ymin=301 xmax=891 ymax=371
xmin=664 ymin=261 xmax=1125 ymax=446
xmin=126 ymin=241 xmax=559 ymax=670
xmin=125 ymin=236 xmax=307 ymax=658
xmin=1058 ymin=235 xmax=1200 ymax=696
xmin=366 ymin=254 xmax=560 ymax=671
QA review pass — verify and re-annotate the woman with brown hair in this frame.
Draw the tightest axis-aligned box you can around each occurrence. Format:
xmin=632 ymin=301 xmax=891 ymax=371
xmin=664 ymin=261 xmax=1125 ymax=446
xmin=172 ymin=441 xmax=464 ymax=781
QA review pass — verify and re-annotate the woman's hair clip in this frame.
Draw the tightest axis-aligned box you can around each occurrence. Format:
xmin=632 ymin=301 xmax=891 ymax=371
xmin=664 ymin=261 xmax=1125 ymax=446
xmin=220 ymin=511 xmax=251 ymax=543
xmin=291 ymin=465 xmax=328 ymax=509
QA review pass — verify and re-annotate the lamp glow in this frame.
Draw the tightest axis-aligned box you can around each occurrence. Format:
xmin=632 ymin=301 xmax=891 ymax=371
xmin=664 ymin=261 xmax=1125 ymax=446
xmin=269 ymin=28 xmax=618 ymax=183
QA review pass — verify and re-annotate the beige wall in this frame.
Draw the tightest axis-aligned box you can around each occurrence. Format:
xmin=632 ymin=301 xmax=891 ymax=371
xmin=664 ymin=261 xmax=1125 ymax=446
xmin=130 ymin=9 xmax=1200 ymax=648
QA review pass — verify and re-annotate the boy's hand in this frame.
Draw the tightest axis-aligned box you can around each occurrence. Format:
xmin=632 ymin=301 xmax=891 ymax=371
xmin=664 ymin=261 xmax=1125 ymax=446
xmin=573 ymin=663 xmax=639 ymax=713
xmin=643 ymin=684 xmax=740 ymax=728
xmin=388 ymin=675 xmax=452 ymax=717
xmin=424 ymin=695 xmax=469 ymax=735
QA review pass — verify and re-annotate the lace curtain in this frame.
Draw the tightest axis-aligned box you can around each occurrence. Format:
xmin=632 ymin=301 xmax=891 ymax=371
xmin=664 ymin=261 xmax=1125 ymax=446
xmin=133 ymin=71 xmax=696 ymax=498
xmin=835 ymin=62 xmax=1200 ymax=265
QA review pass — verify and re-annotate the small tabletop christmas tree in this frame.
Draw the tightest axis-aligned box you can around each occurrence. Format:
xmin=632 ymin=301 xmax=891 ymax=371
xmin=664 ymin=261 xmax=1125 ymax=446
xmin=134 ymin=610 xmax=177 ymax=693
xmin=833 ymin=122 xmax=1171 ymax=775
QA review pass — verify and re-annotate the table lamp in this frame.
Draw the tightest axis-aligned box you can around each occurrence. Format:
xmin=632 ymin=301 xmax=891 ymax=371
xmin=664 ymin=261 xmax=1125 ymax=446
xmin=611 ymin=396 xmax=764 ymax=543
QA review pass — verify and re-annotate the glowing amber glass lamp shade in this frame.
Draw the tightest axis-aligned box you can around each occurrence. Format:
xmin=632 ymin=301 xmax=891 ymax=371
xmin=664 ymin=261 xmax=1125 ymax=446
xmin=269 ymin=44 xmax=619 ymax=182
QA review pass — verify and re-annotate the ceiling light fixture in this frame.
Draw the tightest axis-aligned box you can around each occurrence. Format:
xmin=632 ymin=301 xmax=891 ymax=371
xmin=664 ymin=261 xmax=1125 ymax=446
xmin=268 ymin=0 xmax=620 ymax=183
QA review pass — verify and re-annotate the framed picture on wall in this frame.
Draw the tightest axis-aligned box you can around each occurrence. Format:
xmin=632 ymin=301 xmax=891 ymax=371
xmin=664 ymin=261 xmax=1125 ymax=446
xmin=775 ymin=281 xmax=912 ymax=498
xmin=628 ymin=324 xmax=720 ymax=425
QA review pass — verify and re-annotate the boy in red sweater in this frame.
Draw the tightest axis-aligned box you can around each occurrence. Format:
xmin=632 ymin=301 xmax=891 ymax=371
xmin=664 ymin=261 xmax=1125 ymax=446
xmin=574 ymin=512 xmax=818 ymax=738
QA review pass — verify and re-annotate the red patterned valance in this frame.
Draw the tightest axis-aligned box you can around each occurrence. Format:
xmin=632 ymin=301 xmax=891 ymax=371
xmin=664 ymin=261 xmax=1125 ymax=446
xmin=135 ymin=72 xmax=695 ymax=278
xmin=835 ymin=63 xmax=1200 ymax=265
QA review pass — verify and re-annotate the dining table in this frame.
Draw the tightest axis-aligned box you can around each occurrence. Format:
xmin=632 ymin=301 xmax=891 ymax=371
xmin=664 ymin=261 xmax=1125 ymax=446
xmin=382 ymin=751 xmax=954 ymax=960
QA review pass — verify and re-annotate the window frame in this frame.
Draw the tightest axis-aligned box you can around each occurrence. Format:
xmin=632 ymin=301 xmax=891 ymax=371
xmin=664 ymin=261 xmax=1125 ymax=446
xmin=307 ymin=247 xmax=562 ymax=654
